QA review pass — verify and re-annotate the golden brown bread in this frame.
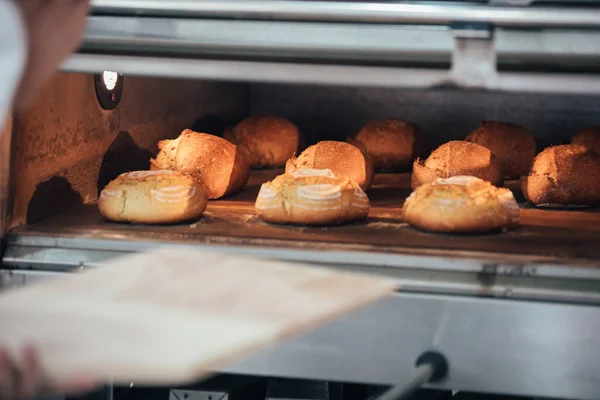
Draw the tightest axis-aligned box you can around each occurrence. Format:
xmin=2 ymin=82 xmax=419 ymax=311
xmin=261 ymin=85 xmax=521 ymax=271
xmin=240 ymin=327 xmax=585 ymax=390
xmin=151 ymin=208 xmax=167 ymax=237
xmin=411 ymin=141 xmax=504 ymax=189
xmin=349 ymin=118 xmax=428 ymax=171
xmin=224 ymin=115 xmax=300 ymax=168
xmin=285 ymin=141 xmax=374 ymax=190
xmin=98 ymin=170 xmax=207 ymax=224
xmin=571 ymin=125 xmax=600 ymax=154
xmin=465 ymin=121 xmax=536 ymax=179
xmin=256 ymin=169 xmax=370 ymax=226
xmin=150 ymin=129 xmax=250 ymax=199
xmin=403 ymin=176 xmax=520 ymax=233
xmin=521 ymin=144 xmax=600 ymax=207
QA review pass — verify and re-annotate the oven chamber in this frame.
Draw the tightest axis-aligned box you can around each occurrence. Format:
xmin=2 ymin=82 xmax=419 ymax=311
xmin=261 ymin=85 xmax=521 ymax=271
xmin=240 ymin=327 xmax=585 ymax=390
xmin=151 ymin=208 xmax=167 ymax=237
xmin=2 ymin=1 xmax=600 ymax=399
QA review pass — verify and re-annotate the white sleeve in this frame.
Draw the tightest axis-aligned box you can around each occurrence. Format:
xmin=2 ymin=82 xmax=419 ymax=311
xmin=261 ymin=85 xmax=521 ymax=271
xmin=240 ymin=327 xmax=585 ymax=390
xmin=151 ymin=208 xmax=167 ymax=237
xmin=0 ymin=1 xmax=26 ymax=125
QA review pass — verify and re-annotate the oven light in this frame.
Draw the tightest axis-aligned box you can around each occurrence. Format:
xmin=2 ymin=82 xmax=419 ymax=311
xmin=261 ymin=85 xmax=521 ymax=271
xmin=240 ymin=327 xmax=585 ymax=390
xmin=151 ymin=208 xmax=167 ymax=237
xmin=94 ymin=71 xmax=124 ymax=111
xmin=102 ymin=71 xmax=119 ymax=91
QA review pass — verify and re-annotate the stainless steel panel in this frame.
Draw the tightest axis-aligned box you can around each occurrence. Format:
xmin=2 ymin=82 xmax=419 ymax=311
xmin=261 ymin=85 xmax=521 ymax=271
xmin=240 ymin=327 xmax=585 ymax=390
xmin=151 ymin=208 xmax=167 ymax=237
xmin=224 ymin=292 xmax=600 ymax=400
xmin=90 ymin=1 xmax=600 ymax=28
xmin=62 ymin=54 xmax=600 ymax=94
xmin=83 ymin=16 xmax=600 ymax=65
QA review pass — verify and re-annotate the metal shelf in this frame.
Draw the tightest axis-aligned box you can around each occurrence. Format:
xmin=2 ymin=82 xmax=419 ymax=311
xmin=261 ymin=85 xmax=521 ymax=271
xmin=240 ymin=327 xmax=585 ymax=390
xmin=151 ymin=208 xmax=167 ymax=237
xmin=89 ymin=1 xmax=600 ymax=28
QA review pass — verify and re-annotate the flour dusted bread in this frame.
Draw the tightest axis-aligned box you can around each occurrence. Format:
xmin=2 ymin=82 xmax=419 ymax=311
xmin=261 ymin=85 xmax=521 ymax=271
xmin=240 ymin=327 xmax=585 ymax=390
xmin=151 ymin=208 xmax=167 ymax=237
xmin=256 ymin=169 xmax=370 ymax=226
xmin=411 ymin=141 xmax=504 ymax=189
xmin=403 ymin=176 xmax=520 ymax=233
xmin=521 ymin=144 xmax=600 ymax=207
xmin=350 ymin=118 xmax=428 ymax=171
xmin=465 ymin=121 xmax=536 ymax=178
xmin=224 ymin=115 xmax=299 ymax=168
xmin=286 ymin=141 xmax=374 ymax=190
xmin=99 ymin=170 xmax=207 ymax=224
xmin=150 ymin=129 xmax=250 ymax=199
xmin=572 ymin=125 xmax=600 ymax=154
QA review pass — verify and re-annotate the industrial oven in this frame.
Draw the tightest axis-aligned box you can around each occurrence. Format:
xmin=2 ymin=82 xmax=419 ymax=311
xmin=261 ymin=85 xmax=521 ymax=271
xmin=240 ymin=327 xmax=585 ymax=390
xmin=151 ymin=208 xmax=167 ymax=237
xmin=2 ymin=1 xmax=600 ymax=399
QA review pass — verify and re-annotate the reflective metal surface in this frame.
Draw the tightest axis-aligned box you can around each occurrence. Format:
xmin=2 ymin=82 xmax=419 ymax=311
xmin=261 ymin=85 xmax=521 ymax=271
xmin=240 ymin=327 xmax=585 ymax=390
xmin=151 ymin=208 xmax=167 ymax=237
xmin=90 ymin=1 xmax=600 ymax=28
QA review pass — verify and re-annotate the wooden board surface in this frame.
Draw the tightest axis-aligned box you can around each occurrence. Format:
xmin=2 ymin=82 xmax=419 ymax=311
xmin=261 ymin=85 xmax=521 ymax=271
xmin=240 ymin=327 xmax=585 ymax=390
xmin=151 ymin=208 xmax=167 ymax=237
xmin=13 ymin=171 xmax=600 ymax=267
xmin=0 ymin=248 xmax=399 ymax=386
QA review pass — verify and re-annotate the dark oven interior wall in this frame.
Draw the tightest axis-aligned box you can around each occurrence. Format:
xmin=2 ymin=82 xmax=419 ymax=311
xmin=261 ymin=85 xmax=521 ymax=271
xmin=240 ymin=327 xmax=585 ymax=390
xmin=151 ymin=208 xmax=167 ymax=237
xmin=9 ymin=73 xmax=248 ymax=229
xmin=249 ymin=84 xmax=600 ymax=150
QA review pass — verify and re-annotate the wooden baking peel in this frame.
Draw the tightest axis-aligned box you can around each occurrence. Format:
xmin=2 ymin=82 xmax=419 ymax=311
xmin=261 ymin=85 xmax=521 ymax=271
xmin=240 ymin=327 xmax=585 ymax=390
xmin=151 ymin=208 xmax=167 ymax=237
xmin=0 ymin=247 xmax=399 ymax=386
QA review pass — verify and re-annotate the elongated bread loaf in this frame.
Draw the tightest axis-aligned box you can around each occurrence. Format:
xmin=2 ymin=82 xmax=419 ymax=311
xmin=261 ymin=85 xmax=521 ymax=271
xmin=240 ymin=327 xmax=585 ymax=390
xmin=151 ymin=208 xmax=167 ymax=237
xmin=403 ymin=176 xmax=520 ymax=233
xmin=224 ymin=115 xmax=299 ymax=168
xmin=522 ymin=144 xmax=600 ymax=207
xmin=99 ymin=170 xmax=207 ymax=224
xmin=256 ymin=169 xmax=370 ymax=226
xmin=412 ymin=141 xmax=504 ymax=189
xmin=150 ymin=129 xmax=250 ymax=199
xmin=465 ymin=121 xmax=536 ymax=179
xmin=286 ymin=141 xmax=374 ymax=190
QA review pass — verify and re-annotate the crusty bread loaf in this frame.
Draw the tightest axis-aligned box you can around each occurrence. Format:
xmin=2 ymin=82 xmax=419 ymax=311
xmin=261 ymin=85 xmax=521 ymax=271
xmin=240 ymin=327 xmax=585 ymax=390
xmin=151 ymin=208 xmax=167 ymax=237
xmin=411 ymin=141 xmax=504 ymax=189
xmin=150 ymin=129 xmax=250 ymax=199
xmin=285 ymin=141 xmax=374 ymax=190
xmin=572 ymin=124 xmax=600 ymax=154
xmin=256 ymin=169 xmax=370 ymax=226
xmin=350 ymin=118 xmax=428 ymax=171
xmin=521 ymin=144 xmax=600 ymax=207
xmin=403 ymin=176 xmax=520 ymax=233
xmin=224 ymin=115 xmax=300 ymax=168
xmin=465 ymin=121 xmax=536 ymax=179
xmin=98 ymin=170 xmax=207 ymax=224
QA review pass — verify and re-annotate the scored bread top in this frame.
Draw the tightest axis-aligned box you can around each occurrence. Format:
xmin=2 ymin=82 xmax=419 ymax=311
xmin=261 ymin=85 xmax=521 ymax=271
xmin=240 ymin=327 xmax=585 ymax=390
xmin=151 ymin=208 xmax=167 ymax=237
xmin=465 ymin=121 xmax=536 ymax=178
xmin=101 ymin=170 xmax=204 ymax=202
xmin=403 ymin=176 xmax=520 ymax=233
xmin=412 ymin=140 xmax=504 ymax=189
xmin=225 ymin=115 xmax=299 ymax=168
xmin=285 ymin=141 xmax=374 ymax=190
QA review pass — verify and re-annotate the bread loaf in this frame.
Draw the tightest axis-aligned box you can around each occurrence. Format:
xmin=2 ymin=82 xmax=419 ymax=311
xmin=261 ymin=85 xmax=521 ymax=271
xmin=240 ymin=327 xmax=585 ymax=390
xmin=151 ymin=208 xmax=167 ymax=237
xmin=150 ymin=129 xmax=250 ymax=199
xmin=572 ymin=125 xmax=600 ymax=154
xmin=350 ymin=118 xmax=428 ymax=171
xmin=521 ymin=144 xmax=600 ymax=207
xmin=403 ymin=176 xmax=520 ymax=233
xmin=286 ymin=141 xmax=374 ymax=190
xmin=224 ymin=115 xmax=300 ymax=168
xmin=465 ymin=121 xmax=536 ymax=178
xmin=256 ymin=169 xmax=370 ymax=225
xmin=99 ymin=170 xmax=207 ymax=224
xmin=411 ymin=141 xmax=504 ymax=189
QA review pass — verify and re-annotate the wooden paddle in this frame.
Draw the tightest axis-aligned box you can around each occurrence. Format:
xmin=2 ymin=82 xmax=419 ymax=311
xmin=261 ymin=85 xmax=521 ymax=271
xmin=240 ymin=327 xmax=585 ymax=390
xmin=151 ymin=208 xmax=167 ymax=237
xmin=0 ymin=247 xmax=399 ymax=387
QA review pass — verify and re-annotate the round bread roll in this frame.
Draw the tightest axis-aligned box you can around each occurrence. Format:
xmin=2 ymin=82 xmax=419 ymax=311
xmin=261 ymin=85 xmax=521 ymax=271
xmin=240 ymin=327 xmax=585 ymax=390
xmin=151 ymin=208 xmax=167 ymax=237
xmin=465 ymin=121 xmax=536 ymax=179
xmin=150 ymin=129 xmax=250 ymax=199
xmin=285 ymin=141 xmax=374 ymax=190
xmin=411 ymin=141 xmax=504 ymax=189
xmin=99 ymin=170 xmax=207 ymax=224
xmin=224 ymin=115 xmax=300 ymax=168
xmin=350 ymin=118 xmax=427 ymax=171
xmin=572 ymin=124 xmax=600 ymax=154
xmin=521 ymin=144 xmax=600 ymax=207
xmin=403 ymin=176 xmax=520 ymax=233
xmin=256 ymin=169 xmax=370 ymax=226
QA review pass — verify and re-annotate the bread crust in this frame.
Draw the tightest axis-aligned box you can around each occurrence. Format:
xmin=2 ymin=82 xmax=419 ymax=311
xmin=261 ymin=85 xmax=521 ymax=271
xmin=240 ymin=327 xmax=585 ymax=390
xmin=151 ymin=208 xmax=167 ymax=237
xmin=351 ymin=118 xmax=428 ymax=171
xmin=256 ymin=169 xmax=370 ymax=226
xmin=285 ymin=141 xmax=374 ymax=190
xmin=224 ymin=115 xmax=300 ymax=168
xmin=150 ymin=129 xmax=250 ymax=199
xmin=411 ymin=141 xmax=504 ymax=189
xmin=98 ymin=170 xmax=207 ymax=224
xmin=403 ymin=176 xmax=520 ymax=233
xmin=521 ymin=144 xmax=600 ymax=207
xmin=465 ymin=121 xmax=536 ymax=178
xmin=572 ymin=124 xmax=600 ymax=154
